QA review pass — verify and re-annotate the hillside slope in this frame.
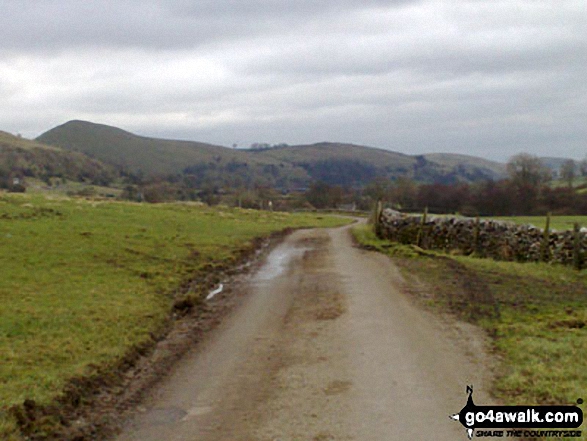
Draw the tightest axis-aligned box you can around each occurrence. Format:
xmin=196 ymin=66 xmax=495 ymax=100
xmin=0 ymin=131 xmax=116 ymax=187
xmin=37 ymin=120 xmax=279 ymax=176
xmin=539 ymin=156 xmax=573 ymax=173
xmin=423 ymin=153 xmax=507 ymax=181
xmin=254 ymin=142 xmax=415 ymax=187
xmin=37 ymin=120 xmax=507 ymax=187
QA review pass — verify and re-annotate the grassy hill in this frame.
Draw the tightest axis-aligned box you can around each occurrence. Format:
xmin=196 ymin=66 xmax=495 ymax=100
xmin=423 ymin=153 xmax=506 ymax=179
xmin=254 ymin=142 xmax=415 ymax=187
xmin=36 ymin=120 xmax=282 ymax=175
xmin=0 ymin=130 xmax=116 ymax=188
xmin=37 ymin=120 xmax=508 ymax=187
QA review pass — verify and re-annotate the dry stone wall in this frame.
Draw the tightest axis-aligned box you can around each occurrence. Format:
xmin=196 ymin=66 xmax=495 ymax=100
xmin=378 ymin=208 xmax=586 ymax=268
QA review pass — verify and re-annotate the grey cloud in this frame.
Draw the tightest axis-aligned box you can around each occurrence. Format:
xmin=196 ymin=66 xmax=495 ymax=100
xmin=0 ymin=0 xmax=585 ymax=162
xmin=236 ymin=15 xmax=586 ymax=80
xmin=0 ymin=0 xmax=420 ymax=53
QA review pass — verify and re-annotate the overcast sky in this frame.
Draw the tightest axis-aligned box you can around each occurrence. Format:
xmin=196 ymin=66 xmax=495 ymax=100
xmin=1 ymin=0 xmax=585 ymax=161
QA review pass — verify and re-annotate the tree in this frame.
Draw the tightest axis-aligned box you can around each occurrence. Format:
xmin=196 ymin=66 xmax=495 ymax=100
xmin=390 ymin=177 xmax=417 ymax=210
xmin=415 ymin=183 xmax=472 ymax=214
xmin=506 ymin=153 xmax=551 ymax=187
xmin=560 ymin=159 xmax=576 ymax=188
xmin=363 ymin=177 xmax=392 ymax=204
xmin=305 ymin=182 xmax=345 ymax=209
xmin=472 ymin=180 xmax=515 ymax=216
xmin=579 ymin=157 xmax=587 ymax=177
xmin=506 ymin=153 xmax=551 ymax=214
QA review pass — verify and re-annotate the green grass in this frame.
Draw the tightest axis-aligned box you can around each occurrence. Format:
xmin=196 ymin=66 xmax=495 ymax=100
xmin=353 ymin=224 xmax=587 ymax=440
xmin=0 ymin=131 xmax=61 ymax=151
xmin=24 ymin=177 xmax=123 ymax=198
xmin=488 ymin=215 xmax=587 ymax=232
xmin=37 ymin=120 xmax=283 ymax=176
xmin=0 ymin=131 xmax=117 ymax=188
xmin=0 ymin=193 xmax=350 ymax=439
xmin=424 ymin=213 xmax=587 ymax=232
xmin=450 ymin=257 xmax=587 ymax=402
xmin=549 ymin=176 xmax=587 ymax=189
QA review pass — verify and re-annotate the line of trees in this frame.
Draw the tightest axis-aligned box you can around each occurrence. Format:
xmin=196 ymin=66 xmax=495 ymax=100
xmin=304 ymin=154 xmax=587 ymax=216
xmin=114 ymin=152 xmax=587 ymax=215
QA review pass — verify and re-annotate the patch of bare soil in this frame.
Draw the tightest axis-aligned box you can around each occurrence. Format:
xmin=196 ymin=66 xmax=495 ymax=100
xmin=387 ymin=254 xmax=501 ymax=394
xmin=392 ymin=253 xmax=500 ymax=321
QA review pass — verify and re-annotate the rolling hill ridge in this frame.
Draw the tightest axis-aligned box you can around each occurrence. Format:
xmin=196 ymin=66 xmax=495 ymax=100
xmin=36 ymin=120 xmax=507 ymax=188
xmin=0 ymin=130 xmax=116 ymax=188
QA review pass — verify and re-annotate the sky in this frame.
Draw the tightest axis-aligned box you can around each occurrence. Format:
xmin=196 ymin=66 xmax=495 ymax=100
xmin=0 ymin=0 xmax=585 ymax=162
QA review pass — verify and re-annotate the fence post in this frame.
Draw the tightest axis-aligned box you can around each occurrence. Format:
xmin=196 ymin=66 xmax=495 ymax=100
xmin=573 ymin=222 xmax=582 ymax=270
xmin=540 ymin=212 xmax=551 ymax=262
xmin=473 ymin=215 xmax=480 ymax=256
xmin=373 ymin=200 xmax=383 ymax=237
xmin=416 ymin=206 xmax=428 ymax=248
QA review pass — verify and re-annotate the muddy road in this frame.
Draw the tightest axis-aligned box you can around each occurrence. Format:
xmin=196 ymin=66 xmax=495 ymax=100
xmin=116 ymin=225 xmax=493 ymax=441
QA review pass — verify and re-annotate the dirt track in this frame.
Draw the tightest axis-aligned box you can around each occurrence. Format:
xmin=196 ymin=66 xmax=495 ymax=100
xmin=116 ymin=225 xmax=494 ymax=440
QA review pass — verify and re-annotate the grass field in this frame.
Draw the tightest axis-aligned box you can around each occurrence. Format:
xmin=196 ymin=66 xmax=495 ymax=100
xmin=24 ymin=177 xmax=123 ymax=198
xmin=0 ymin=192 xmax=350 ymax=439
xmin=353 ymin=225 xmax=587 ymax=440
xmin=427 ymin=213 xmax=587 ymax=232
xmin=550 ymin=176 xmax=587 ymax=190
xmin=489 ymin=215 xmax=587 ymax=232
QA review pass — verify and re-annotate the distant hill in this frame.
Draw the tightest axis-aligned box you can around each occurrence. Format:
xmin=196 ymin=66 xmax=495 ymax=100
xmin=0 ymin=130 xmax=116 ymax=187
xmin=37 ymin=120 xmax=279 ymax=176
xmin=423 ymin=153 xmax=506 ymax=179
xmin=248 ymin=142 xmax=411 ymax=187
xmin=36 ymin=120 xmax=508 ymax=188
xmin=539 ymin=157 xmax=574 ymax=173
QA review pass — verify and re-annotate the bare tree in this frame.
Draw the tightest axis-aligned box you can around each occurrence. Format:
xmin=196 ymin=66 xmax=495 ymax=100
xmin=506 ymin=153 xmax=551 ymax=214
xmin=579 ymin=157 xmax=587 ymax=177
xmin=506 ymin=153 xmax=551 ymax=186
xmin=560 ymin=159 xmax=576 ymax=188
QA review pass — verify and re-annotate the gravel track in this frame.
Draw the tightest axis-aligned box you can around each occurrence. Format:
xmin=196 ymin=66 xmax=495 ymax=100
xmin=116 ymin=225 xmax=494 ymax=441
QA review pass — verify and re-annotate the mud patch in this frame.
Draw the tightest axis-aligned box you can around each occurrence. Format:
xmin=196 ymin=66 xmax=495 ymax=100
xmin=323 ymin=380 xmax=352 ymax=396
xmin=393 ymin=254 xmax=500 ymax=323
xmin=365 ymin=251 xmax=500 ymax=405
xmin=298 ymin=236 xmax=348 ymax=323
xmin=315 ymin=302 xmax=345 ymax=320
xmin=298 ymin=236 xmax=330 ymax=247
xmin=548 ymin=319 xmax=586 ymax=329
xmin=437 ymin=256 xmax=501 ymax=321
xmin=313 ymin=432 xmax=336 ymax=440
xmin=242 ymin=229 xmax=354 ymax=441
xmin=141 ymin=407 xmax=187 ymax=426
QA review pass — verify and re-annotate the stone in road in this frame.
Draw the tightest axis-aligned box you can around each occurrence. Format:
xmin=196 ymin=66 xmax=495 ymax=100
xmin=116 ymin=225 xmax=492 ymax=440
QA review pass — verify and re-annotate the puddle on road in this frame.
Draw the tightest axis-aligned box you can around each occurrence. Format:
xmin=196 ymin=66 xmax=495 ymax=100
xmin=254 ymin=243 xmax=309 ymax=282
xmin=206 ymin=283 xmax=224 ymax=300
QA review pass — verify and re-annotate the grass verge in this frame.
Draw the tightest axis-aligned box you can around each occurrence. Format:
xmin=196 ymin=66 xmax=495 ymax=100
xmin=0 ymin=193 xmax=351 ymax=439
xmin=353 ymin=224 xmax=586 ymax=440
